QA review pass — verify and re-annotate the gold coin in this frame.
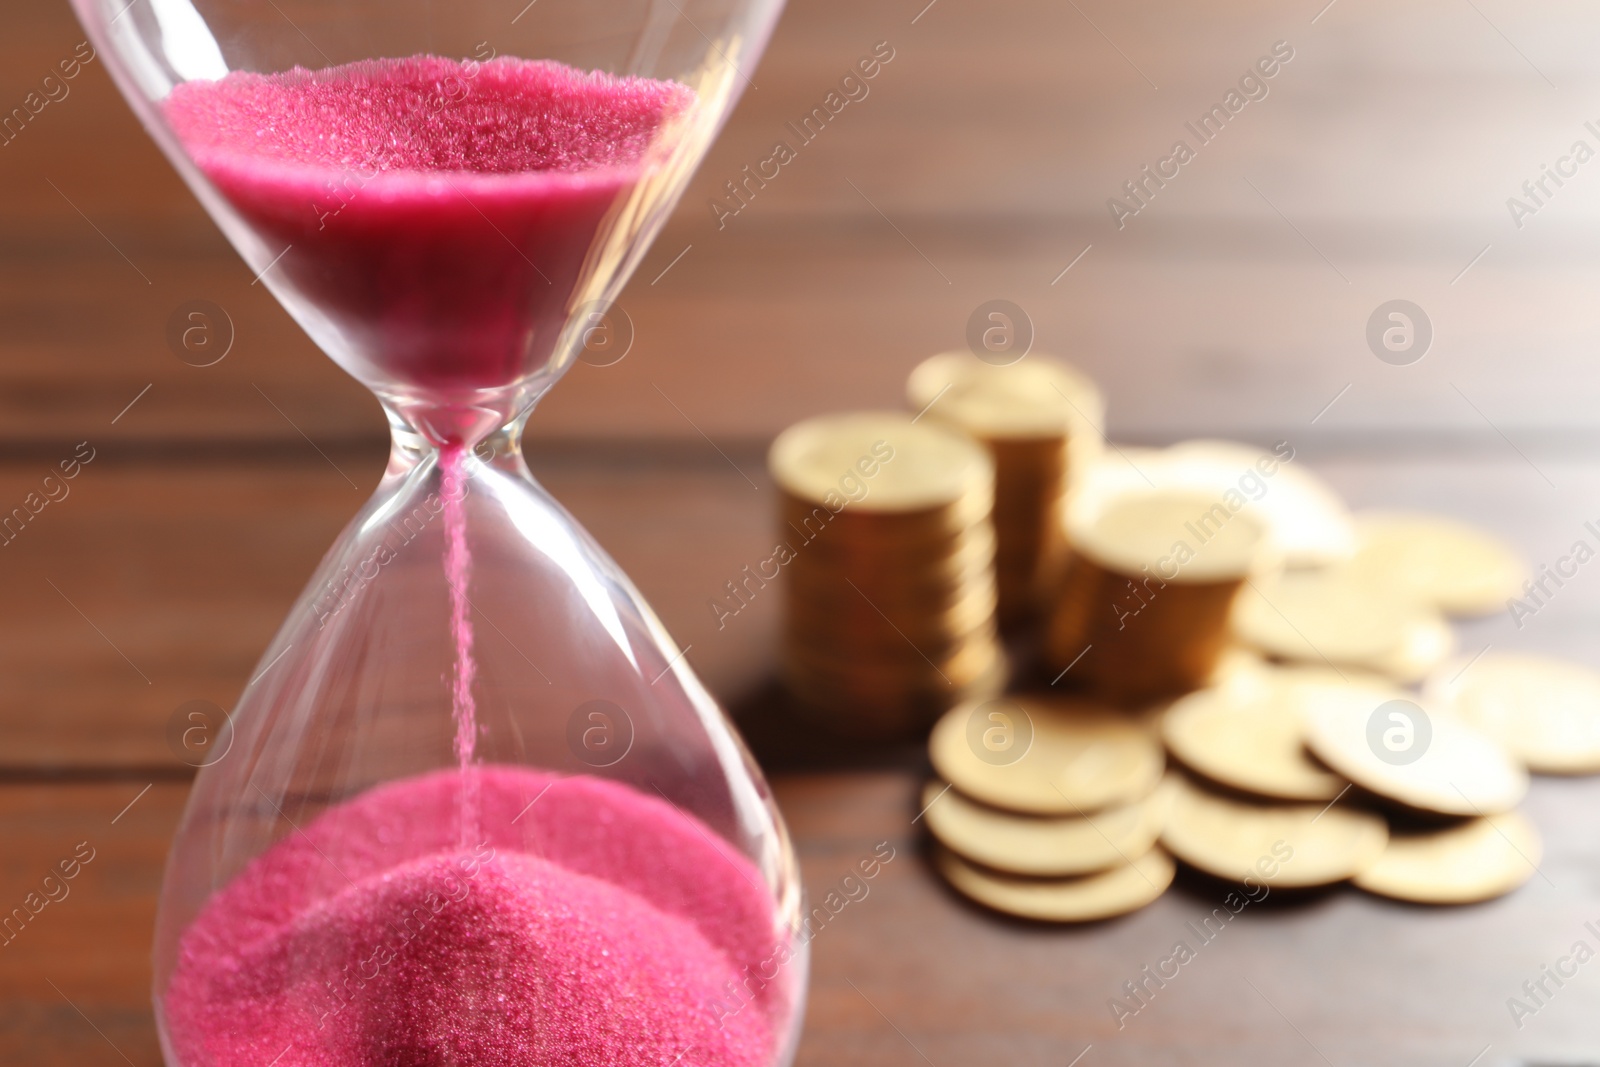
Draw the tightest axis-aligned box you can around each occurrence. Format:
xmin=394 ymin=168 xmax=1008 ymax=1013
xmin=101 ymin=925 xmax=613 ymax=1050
xmin=785 ymin=649 xmax=1007 ymax=735
xmin=1160 ymin=774 xmax=1388 ymax=887
xmin=1259 ymin=661 xmax=1396 ymax=694
xmin=1347 ymin=512 xmax=1526 ymax=617
xmin=1353 ymin=812 xmax=1542 ymax=904
xmin=787 ymin=654 xmax=1005 ymax=703
xmin=1161 ymin=440 xmax=1357 ymax=568
xmin=1161 ymin=687 xmax=1346 ymax=802
xmin=906 ymin=351 xmax=1105 ymax=441
xmin=1426 ymin=652 xmax=1600 ymax=774
xmin=928 ymin=696 xmax=1164 ymax=815
xmin=786 ymin=537 xmax=996 ymax=603
xmin=783 ymin=617 xmax=996 ymax=666
xmin=770 ymin=412 xmax=992 ymax=514
xmin=1070 ymin=448 xmax=1169 ymax=514
xmin=785 ymin=628 xmax=1002 ymax=687
xmin=1372 ymin=612 xmax=1455 ymax=685
xmin=1070 ymin=442 xmax=1353 ymax=569
xmin=784 ymin=574 xmax=997 ymax=640
xmin=1067 ymin=490 xmax=1268 ymax=584
xmin=988 ymin=441 xmax=1071 ymax=485
xmin=1300 ymin=682 xmax=1527 ymax=816
xmin=933 ymin=843 xmax=1173 ymax=922
xmin=1206 ymin=645 xmax=1271 ymax=688
xmin=921 ymin=777 xmax=1174 ymax=877
xmin=783 ymin=629 xmax=1001 ymax=689
xmin=785 ymin=510 xmax=996 ymax=565
xmin=780 ymin=492 xmax=991 ymax=550
xmin=1232 ymin=567 xmax=1423 ymax=666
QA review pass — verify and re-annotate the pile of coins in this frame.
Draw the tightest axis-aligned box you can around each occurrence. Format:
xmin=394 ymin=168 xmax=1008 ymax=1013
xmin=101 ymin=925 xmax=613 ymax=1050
xmin=769 ymin=412 xmax=1006 ymax=737
xmin=921 ymin=649 xmax=1586 ymax=922
xmin=767 ymin=349 xmax=1600 ymax=917
xmin=918 ymin=443 xmax=1594 ymax=918
xmin=907 ymin=353 xmax=1105 ymax=630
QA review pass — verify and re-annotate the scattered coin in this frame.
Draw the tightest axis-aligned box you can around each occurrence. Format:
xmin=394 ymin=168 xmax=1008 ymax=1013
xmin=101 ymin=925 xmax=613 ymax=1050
xmin=1246 ymin=661 xmax=1395 ymax=697
xmin=1353 ymin=811 xmax=1542 ymax=904
xmin=864 ymin=361 xmax=1572 ymax=916
xmin=1161 ymin=686 xmax=1346 ymax=802
xmin=1301 ymin=683 xmax=1527 ymax=816
xmin=1232 ymin=567 xmax=1424 ymax=668
xmin=1160 ymin=774 xmax=1388 ymax=888
xmin=929 ymin=696 xmax=1164 ymax=815
xmin=1206 ymin=645 xmax=1271 ymax=690
xmin=1427 ymin=652 xmax=1600 ymax=774
xmin=1373 ymin=611 xmax=1457 ymax=685
xmin=921 ymin=777 xmax=1173 ymax=877
xmin=933 ymin=843 xmax=1175 ymax=922
xmin=1347 ymin=513 xmax=1526 ymax=617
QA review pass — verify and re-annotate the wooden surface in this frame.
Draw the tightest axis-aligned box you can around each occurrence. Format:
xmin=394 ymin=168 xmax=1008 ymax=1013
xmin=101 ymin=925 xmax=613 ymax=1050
xmin=5 ymin=452 xmax=1600 ymax=1066
xmin=7 ymin=0 xmax=1600 ymax=449
xmin=6 ymin=0 xmax=1600 ymax=1063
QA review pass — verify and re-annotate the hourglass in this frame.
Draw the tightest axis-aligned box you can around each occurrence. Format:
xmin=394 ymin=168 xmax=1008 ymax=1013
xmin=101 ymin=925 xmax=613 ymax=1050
xmin=70 ymin=1 xmax=801 ymax=1063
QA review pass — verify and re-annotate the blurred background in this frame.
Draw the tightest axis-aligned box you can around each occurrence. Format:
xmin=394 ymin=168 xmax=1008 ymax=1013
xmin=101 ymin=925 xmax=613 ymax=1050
xmin=10 ymin=0 xmax=1600 ymax=446
xmin=5 ymin=0 xmax=1598 ymax=763
xmin=6 ymin=0 xmax=1600 ymax=1061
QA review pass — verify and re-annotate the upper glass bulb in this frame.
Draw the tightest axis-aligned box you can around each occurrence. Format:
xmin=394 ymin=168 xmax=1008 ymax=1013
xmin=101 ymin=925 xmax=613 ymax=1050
xmin=75 ymin=0 xmax=780 ymax=440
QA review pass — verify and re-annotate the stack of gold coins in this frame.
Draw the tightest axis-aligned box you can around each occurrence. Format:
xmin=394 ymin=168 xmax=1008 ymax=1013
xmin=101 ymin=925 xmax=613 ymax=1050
xmin=1047 ymin=490 xmax=1270 ymax=706
xmin=769 ymin=412 xmax=1006 ymax=738
xmin=923 ymin=695 xmax=1176 ymax=922
xmin=906 ymin=353 xmax=1104 ymax=630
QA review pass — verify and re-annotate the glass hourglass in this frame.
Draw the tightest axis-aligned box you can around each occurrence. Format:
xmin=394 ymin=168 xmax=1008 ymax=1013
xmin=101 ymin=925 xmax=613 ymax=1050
xmin=68 ymin=1 xmax=801 ymax=1063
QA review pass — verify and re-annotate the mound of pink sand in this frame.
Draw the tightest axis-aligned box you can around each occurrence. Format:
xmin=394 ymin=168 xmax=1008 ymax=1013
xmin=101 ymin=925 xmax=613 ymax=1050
xmin=164 ymin=767 xmax=787 ymax=1067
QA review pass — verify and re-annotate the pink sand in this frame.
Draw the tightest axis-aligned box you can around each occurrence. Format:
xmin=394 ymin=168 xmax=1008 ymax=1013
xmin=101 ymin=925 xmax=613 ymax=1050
xmin=440 ymin=443 xmax=479 ymax=850
xmin=165 ymin=766 xmax=783 ymax=1066
xmin=159 ymin=57 xmax=776 ymax=1067
xmin=164 ymin=56 xmax=692 ymax=392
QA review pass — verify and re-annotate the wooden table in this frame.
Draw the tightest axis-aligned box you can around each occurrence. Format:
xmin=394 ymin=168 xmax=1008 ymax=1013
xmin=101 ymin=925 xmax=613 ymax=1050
xmin=6 ymin=0 xmax=1600 ymax=1062
xmin=4 ymin=447 xmax=1600 ymax=1066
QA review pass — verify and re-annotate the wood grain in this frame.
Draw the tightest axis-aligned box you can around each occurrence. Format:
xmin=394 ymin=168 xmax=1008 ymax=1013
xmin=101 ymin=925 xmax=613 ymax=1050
xmin=0 ymin=445 xmax=790 ymax=771
xmin=5 ymin=772 xmax=1600 ymax=1066
xmin=4 ymin=449 xmax=1599 ymax=771
xmin=3 ymin=0 xmax=1600 ymax=445
xmin=3 ymin=0 xmax=1600 ymax=1062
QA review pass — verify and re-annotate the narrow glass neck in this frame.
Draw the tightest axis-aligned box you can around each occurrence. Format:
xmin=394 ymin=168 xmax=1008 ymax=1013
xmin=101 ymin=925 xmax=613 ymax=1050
xmin=374 ymin=369 xmax=557 ymax=454
xmin=382 ymin=404 xmax=532 ymax=479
